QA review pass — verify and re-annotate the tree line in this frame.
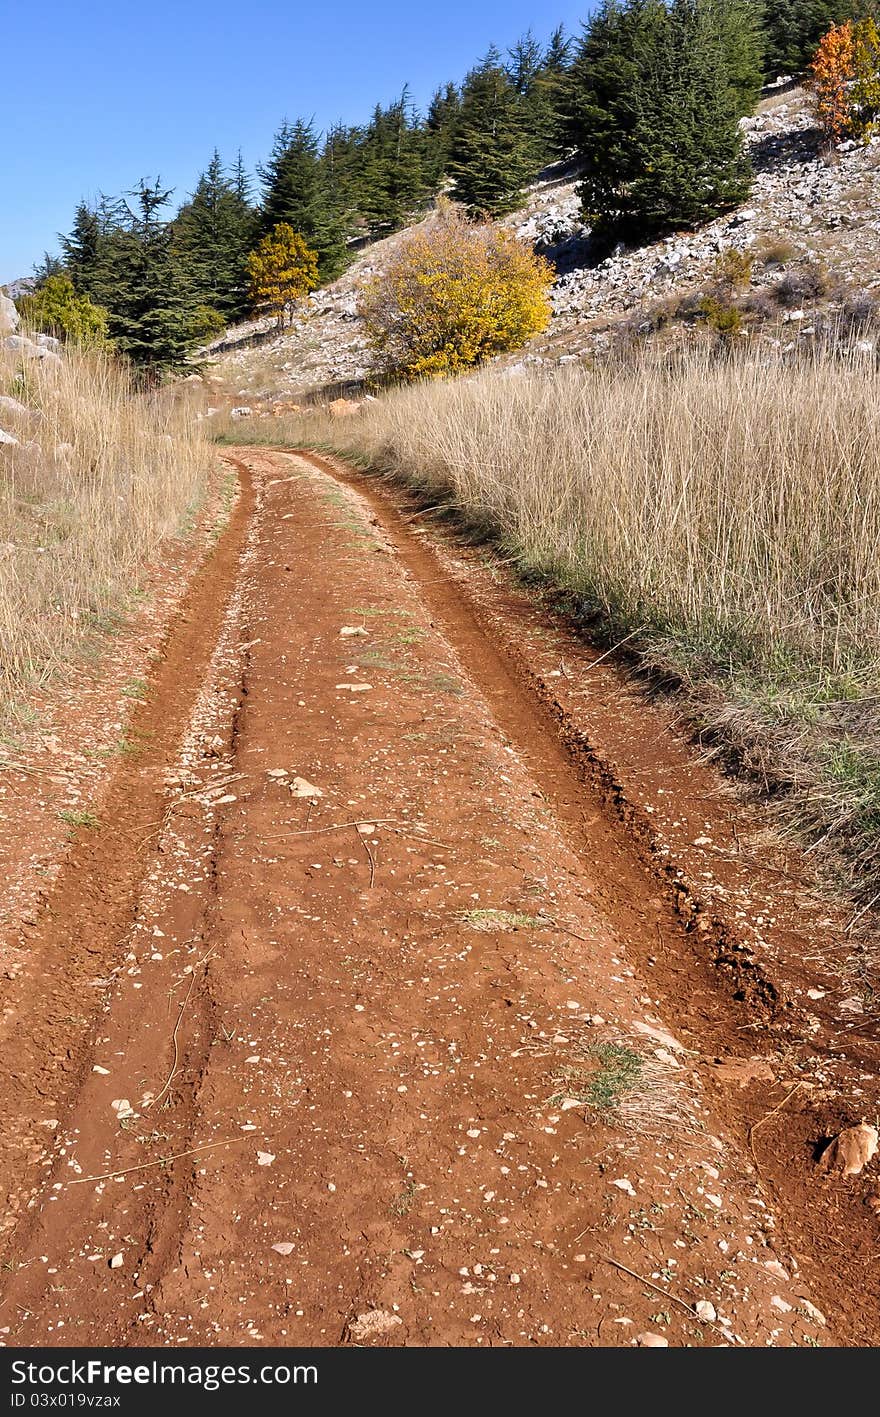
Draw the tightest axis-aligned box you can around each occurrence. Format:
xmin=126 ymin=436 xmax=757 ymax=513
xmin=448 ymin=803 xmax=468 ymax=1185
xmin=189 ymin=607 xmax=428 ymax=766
xmin=21 ymin=0 xmax=879 ymax=370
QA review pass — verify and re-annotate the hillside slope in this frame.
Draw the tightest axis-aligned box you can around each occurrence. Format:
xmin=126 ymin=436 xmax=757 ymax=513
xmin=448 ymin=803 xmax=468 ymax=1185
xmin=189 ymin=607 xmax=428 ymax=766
xmin=208 ymin=81 xmax=880 ymax=407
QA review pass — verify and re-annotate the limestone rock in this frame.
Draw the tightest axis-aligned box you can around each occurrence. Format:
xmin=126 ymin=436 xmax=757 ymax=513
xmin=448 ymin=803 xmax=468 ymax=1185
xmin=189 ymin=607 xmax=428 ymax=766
xmin=0 ymin=292 xmax=18 ymax=336
xmin=819 ymin=1123 xmax=878 ymax=1177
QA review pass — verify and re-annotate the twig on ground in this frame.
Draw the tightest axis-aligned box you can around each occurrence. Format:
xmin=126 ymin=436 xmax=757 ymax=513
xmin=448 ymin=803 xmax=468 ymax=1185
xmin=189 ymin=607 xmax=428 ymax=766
xmin=356 ymin=824 xmax=377 ymax=888
xmin=748 ymin=1081 xmax=805 ymax=1172
xmin=68 ymin=1135 xmax=256 ymax=1186
xmin=571 ymin=627 xmax=647 ymax=686
xmin=146 ymin=946 xmax=216 ymax=1111
xmin=602 ymin=1256 xmax=739 ymax=1343
xmin=845 ymin=890 xmax=880 ymax=936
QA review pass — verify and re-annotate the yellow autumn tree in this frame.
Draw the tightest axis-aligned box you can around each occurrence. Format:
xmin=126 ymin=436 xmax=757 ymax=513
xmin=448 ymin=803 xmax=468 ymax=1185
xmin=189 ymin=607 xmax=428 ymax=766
xmin=358 ymin=204 xmax=553 ymax=380
xmin=851 ymin=17 xmax=880 ymax=140
xmin=809 ymin=22 xmax=855 ymax=142
xmin=247 ymin=224 xmax=319 ymax=329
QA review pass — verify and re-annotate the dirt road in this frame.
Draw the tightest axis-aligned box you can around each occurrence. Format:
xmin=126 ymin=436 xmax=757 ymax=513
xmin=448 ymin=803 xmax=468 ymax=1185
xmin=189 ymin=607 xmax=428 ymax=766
xmin=0 ymin=449 xmax=877 ymax=1348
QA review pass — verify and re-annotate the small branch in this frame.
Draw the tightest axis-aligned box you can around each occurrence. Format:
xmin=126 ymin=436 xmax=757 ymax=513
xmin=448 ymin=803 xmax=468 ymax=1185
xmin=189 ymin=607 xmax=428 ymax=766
xmin=748 ymin=1081 xmax=805 ymax=1173
xmin=571 ymin=627 xmax=647 ymax=685
xmin=356 ymin=825 xmax=377 ymax=888
xmin=68 ymin=1134 xmax=256 ymax=1187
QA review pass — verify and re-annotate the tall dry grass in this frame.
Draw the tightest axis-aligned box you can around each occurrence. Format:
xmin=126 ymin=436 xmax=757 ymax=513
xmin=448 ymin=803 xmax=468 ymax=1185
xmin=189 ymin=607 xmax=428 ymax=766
xmin=0 ymin=342 xmax=212 ymax=713
xmin=254 ymin=344 xmax=880 ymax=895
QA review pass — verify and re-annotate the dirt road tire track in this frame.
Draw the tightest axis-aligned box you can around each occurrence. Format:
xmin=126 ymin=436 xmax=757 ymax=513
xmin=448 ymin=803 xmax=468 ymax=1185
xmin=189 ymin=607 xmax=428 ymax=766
xmin=0 ymin=448 xmax=874 ymax=1347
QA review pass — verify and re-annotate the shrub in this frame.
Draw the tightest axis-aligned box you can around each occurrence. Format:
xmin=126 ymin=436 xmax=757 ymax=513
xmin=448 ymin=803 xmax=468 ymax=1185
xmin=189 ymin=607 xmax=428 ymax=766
xmin=772 ymin=262 xmax=836 ymax=308
xmin=740 ymin=289 xmax=778 ymax=321
xmin=17 ymin=274 xmax=110 ymax=348
xmin=247 ymin=224 xmax=319 ymax=330
xmin=755 ymin=237 xmax=798 ymax=269
xmin=842 ymin=291 xmax=879 ymax=329
xmin=701 ymin=295 xmax=743 ymax=334
xmin=188 ymin=304 xmax=227 ymax=344
xmin=712 ymin=248 xmax=753 ymax=293
xmin=358 ymin=205 xmax=553 ymax=379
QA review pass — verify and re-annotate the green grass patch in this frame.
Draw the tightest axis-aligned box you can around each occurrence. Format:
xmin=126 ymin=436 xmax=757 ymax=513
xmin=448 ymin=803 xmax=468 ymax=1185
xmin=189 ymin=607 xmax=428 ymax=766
xmin=460 ymin=908 xmax=543 ymax=931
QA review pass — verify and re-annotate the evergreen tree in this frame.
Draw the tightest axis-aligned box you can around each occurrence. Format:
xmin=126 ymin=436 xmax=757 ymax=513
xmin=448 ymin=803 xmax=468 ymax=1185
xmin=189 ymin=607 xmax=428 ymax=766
xmin=761 ymin=0 xmax=846 ymax=74
xmin=60 ymin=201 xmax=107 ymax=297
xmin=449 ymin=49 xmax=534 ymax=215
xmin=32 ymin=252 xmax=66 ymax=286
xmin=175 ymin=150 xmax=257 ymax=320
xmin=100 ymin=181 xmax=197 ymax=371
xmin=569 ymin=0 xmax=753 ymax=243
xmin=424 ymin=82 xmax=462 ymax=187
xmin=507 ymin=25 xmax=574 ymax=169
xmin=321 ymin=123 xmax=363 ymax=225
xmin=355 ymin=90 xmax=430 ymax=236
xmin=534 ymin=25 xmax=576 ymax=164
xmin=258 ymin=119 xmax=350 ymax=281
xmin=715 ymin=0 xmax=765 ymax=113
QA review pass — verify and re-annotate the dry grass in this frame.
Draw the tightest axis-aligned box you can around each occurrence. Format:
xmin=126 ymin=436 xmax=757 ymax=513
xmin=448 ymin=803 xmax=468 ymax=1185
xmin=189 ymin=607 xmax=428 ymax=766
xmin=0 ymin=342 xmax=212 ymax=716
xmin=550 ymin=1040 xmax=698 ymax=1140
xmin=236 ymin=343 xmax=880 ymax=899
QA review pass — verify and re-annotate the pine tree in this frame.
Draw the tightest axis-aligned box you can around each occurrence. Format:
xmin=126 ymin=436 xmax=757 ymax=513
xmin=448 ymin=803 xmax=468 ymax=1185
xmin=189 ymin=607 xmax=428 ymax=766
xmin=761 ymin=0 xmax=846 ymax=76
xmin=101 ymin=181 xmax=197 ymax=371
xmin=532 ymin=25 xmax=575 ymax=165
xmin=449 ymin=49 xmax=534 ymax=215
xmin=424 ymin=82 xmax=462 ymax=188
xmin=175 ymin=150 xmax=257 ymax=320
xmin=355 ymin=90 xmax=430 ymax=236
xmin=60 ymin=201 xmax=107 ymax=297
xmin=507 ymin=27 xmax=569 ymax=168
xmin=32 ymin=252 xmax=66 ymax=285
xmin=569 ymin=0 xmax=753 ymax=243
xmin=321 ymin=123 xmax=363 ymax=226
xmin=258 ymin=119 xmax=350 ymax=282
xmin=715 ymin=0 xmax=765 ymax=114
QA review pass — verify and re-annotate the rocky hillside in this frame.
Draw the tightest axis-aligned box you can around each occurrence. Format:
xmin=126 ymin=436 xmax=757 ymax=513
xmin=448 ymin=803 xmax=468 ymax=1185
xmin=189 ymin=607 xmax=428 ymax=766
xmin=0 ymin=294 xmax=63 ymax=446
xmin=209 ymin=80 xmax=880 ymax=408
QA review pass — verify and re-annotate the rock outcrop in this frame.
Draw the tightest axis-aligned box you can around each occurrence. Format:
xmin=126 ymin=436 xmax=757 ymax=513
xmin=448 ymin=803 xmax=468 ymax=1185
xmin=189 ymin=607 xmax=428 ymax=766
xmin=0 ymin=291 xmax=19 ymax=337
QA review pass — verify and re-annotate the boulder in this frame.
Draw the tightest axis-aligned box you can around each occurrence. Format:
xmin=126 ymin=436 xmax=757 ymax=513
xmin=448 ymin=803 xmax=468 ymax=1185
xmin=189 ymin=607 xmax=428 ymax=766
xmin=0 ymin=427 xmax=19 ymax=446
xmin=0 ymin=292 xmax=18 ymax=336
xmin=0 ymin=395 xmax=29 ymax=420
xmin=2 ymin=334 xmax=61 ymax=366
xmin=819 ymin=1123 xmax=878 ymax=1177
xmin=328 ymin=398 xmax=362 ymax=418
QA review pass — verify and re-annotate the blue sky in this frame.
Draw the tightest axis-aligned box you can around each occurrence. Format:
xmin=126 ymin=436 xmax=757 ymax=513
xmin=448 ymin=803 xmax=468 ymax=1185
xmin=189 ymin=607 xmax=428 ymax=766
xmin=1 ymin=1 xmax=593 ymax=282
